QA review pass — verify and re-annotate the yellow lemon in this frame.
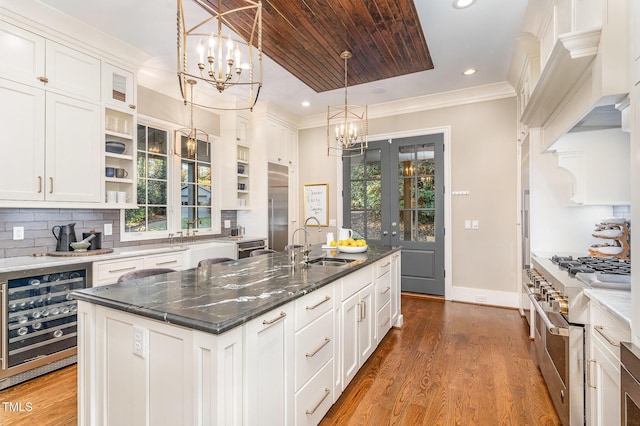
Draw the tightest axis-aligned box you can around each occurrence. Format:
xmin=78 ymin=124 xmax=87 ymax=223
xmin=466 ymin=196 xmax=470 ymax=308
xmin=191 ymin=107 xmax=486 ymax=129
xmin=330 ymin=240 xmax=337 ymax=247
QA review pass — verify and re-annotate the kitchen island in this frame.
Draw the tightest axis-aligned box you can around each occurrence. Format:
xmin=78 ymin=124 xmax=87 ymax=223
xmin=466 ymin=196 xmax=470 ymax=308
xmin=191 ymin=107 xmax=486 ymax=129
xmin=72 ymin=244 xmax=401 ymax=426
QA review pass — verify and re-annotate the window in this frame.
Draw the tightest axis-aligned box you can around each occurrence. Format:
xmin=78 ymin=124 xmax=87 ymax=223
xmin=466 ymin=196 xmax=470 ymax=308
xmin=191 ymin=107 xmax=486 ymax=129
xmin=179 ymin=135 xmax=212 ymax=230
xmin=124 ymin=124 xmax=169 ymax=233
xmin=122 ymin=118 xmax=218 ymax=240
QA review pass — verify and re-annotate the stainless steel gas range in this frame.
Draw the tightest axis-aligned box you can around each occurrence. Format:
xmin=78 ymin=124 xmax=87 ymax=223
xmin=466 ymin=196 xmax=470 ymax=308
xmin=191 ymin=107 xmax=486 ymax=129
xmin=523 ymin=254 xmax=631 ymax=426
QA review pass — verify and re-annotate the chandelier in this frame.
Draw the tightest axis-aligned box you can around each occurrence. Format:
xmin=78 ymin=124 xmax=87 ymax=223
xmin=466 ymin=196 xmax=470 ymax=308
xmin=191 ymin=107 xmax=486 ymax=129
xmin=176 ymin=79 xmax=209 ymax=158
xmin=327 ymin=51 xmax=368 ymax=157
xmin=177 ymin=0 xmax=262 ymax=111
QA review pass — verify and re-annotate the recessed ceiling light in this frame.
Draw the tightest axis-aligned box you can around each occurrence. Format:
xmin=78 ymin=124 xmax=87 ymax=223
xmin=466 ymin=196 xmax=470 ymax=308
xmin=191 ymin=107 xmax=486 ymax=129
xmin=462 ymin=68 xmax=477 ymax=76
xmin=452 ymin=0 xmax=476 ymax=9
xmin=301 ymin=100 xmax=310 ymax=107
xmin=371 ymin=87 xmax=386 ymax=95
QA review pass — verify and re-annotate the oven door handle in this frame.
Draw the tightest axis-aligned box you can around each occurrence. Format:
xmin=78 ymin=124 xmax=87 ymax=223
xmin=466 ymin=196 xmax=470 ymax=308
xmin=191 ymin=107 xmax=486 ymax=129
xmin=528 ymin=292 xmax=569 ymax=337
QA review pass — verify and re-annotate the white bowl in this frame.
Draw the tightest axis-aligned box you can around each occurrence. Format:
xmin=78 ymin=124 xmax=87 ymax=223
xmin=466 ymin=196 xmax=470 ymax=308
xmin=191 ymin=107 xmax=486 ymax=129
xmin=593 ymin=229 xmax=623 ymax=238
xmin=337 ymin=245 xmax=367 ymax=253
xmin=593 ymin=246 xmax=623 ymax=255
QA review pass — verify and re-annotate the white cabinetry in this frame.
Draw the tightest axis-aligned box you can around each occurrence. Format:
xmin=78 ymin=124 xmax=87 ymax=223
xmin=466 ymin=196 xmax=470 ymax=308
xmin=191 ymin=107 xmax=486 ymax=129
xmin=102 ymin=63 xmax=136 ymax=110
xmin=587 ymin=300 xmax=631 ymax=426
xmin=0 ymin=22 xmax=100 ymax=101
xmin=340 ymin=265 xmax=375 ymax=390
xmin=267 ymin=118 xmax=298 ymax=167
xmin=220 ymin=113 xmax=252 ymax=210
xmin=92 ymin=252 xmax=185 ymax=286
xmin=244 ymin=303 xmax=294 ymax=426
xmin=293 ymin=284 xmax=335 ymax=425
xmin=78 ymin=303 xmax=243 ymax=426
xmin=0 ymin=79 xmax=101 ymax=203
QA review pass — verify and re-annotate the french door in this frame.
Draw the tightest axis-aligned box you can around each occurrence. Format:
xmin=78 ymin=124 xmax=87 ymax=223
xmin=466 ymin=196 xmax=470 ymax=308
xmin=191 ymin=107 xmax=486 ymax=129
xmin=343 ymin=134 xmax=445 ymax=295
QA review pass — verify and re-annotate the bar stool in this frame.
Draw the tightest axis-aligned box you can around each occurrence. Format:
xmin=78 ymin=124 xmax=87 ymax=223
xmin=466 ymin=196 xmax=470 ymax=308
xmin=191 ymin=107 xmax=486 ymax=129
xmin=117 ymin=268 xmax=176 ymax=283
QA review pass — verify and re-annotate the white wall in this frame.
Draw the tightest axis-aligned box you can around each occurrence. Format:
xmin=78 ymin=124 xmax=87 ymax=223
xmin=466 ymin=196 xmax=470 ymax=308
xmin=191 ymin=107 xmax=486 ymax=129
xmin=298 ymin=96 xmax=520 ymax=306
xmin=530 ymin=128 xmax=628 ymax=255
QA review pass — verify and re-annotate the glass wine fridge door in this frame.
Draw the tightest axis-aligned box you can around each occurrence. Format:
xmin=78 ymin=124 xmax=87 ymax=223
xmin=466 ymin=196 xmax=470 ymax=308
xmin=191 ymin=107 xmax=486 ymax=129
xmin=3 ymin=267 xmax=88 ymax=369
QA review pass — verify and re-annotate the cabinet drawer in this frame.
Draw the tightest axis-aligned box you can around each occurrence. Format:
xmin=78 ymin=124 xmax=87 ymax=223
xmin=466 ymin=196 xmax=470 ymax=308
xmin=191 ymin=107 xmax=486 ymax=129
xmin=590 ymin=301 xmax=630 ymax=359
xmin=376 ymin=256 xmax=392 ymax=278
xmin=376 ymin=271 xmax=391 ymax=309
xmin=93 ymin=258 xmax=145 ymax=286
xmin=294 ymin=284 xmax=334 ymax=331
xmin=295 ymin=359 xmax=333 ymax=426
xmin=341 ymin=266 xmax=373 ymax=301
xmin=377 ymin=301 xmax=392 ymax=341
xmin=295 ymin=310 xmax=333 ymax=391
xmin=144 ymin=253 xmax=184 ymax=270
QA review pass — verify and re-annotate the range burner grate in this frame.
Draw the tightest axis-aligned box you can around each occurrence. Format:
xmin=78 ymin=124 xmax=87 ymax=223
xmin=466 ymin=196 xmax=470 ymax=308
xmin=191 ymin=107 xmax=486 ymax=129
xmin=551 ymin=255 xmax=630 ymax=275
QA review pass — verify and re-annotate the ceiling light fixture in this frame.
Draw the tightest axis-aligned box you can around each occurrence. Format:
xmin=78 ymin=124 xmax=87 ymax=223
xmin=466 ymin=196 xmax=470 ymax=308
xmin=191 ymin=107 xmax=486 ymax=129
xmin=462 ymin=68 xmax=477 ymax=75
xmin=176 ymin=79 xmax=209 ymax=158
xmin=177 ymin=0 xmax=262 ymax=111
xmin=452 ymin=0 xmax=476 ymax=9
xmin=327 ymin=51 xmax=368 ymax=157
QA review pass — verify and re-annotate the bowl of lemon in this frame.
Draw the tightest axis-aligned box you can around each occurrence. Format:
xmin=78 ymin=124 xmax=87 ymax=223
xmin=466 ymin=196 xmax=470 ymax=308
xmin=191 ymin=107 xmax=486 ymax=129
xmin=333 ymin=238 xmax=367 ymax=253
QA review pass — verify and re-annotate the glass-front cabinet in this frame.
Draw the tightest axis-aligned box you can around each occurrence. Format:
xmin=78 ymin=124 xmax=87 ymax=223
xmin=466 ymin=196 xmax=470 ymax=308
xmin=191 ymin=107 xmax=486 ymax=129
xmin=102 ymin=63 xmax=135 ymax=110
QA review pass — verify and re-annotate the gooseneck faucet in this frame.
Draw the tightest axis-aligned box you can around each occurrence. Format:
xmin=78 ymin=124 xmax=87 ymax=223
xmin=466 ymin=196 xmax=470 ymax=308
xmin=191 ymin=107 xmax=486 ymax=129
xmin=290 ymin=216 xmax=322 ymax=264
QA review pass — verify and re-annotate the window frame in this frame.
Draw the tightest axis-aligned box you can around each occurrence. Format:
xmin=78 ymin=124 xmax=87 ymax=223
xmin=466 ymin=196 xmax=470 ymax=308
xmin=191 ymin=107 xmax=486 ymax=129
xmin=119 ymin=114 xmax=221 ymax=242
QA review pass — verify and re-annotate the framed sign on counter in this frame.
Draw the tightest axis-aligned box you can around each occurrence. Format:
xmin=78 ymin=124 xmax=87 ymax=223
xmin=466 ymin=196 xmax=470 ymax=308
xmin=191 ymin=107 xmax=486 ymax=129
xmin=303 ymin=183 xmax=328 ymax=226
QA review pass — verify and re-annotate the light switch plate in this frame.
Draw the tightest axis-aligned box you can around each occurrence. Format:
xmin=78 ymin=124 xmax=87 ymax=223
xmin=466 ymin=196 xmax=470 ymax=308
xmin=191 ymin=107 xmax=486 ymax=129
xmin=464 ymin=220 xmax=471 ymax=230
xmin=104 ymin=223 xmax=113 ymax=236
xmin=472 ymin=220 xmax=479 ymax=230
xmin=329 ymin=218 xmax=337 ymax=227
xmin=224 ymin=220 xmax=231 ymax=228
xmin=13 ymin=226 xmax=24 ymax=240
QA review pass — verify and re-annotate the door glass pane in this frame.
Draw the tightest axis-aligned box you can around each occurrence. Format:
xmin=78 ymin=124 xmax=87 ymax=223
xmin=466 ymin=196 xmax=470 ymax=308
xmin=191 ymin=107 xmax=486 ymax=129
xmin=397 ymin=143 xmax=436 ymax=243
xmin=367 ymin=210 xmax=382 ymax=240
xmin=350 ymin=181 xmax=364 ymax=209
xmin=351 ymin=211 xmax=365 ymax=239
xmin=365 ymin=180 xmax=381 ymax=209
xmin=418 ymin=211 xmax=435 ymax=242
xmin=180 ymin=135 xmax=212 ymax=230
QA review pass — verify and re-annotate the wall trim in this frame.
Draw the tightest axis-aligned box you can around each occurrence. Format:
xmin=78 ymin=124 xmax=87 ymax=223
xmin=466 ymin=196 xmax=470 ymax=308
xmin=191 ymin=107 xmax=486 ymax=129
xmin=299 ymin=82 xmax=516 ymax=130
xmin=448 ymin=285 xmax=520 ymax=309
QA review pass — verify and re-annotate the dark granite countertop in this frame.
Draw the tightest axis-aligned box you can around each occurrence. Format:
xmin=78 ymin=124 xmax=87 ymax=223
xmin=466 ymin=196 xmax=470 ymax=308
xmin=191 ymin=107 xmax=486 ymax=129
xmin=71 ymin=244 xmax=400 ymax=335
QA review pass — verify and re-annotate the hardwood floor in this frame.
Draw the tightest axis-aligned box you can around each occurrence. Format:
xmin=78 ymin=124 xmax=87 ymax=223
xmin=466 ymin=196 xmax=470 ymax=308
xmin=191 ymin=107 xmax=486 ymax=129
xmin=0 ymin=296 xmax=560 ymax=425
xmin=320 ymin=295 xmax=561 ymax=425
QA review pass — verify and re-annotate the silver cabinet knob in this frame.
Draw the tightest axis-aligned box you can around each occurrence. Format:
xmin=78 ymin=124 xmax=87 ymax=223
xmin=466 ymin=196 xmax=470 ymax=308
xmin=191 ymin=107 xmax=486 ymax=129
xmin=382 ymin=231 xmax=388 ymax=236
xmin=391 ymin=231 xmax=397 ymax=236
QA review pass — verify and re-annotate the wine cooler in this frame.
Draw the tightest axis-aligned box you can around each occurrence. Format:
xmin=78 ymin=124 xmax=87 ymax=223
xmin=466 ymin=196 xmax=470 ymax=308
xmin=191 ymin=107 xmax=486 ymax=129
xmin=0 ymin=262 xmax=92 ymax=389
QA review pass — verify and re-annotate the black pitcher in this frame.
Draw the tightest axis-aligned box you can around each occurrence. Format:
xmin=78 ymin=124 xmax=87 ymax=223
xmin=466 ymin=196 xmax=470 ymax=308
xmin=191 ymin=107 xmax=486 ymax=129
xmin=52 ymin=223 xmax=77 ymax=252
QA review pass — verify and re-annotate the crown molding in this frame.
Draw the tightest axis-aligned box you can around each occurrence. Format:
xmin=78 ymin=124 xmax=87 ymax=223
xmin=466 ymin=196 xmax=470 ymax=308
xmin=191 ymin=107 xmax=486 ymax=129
xmin=296 ymin=81 xmax=516 ymax=130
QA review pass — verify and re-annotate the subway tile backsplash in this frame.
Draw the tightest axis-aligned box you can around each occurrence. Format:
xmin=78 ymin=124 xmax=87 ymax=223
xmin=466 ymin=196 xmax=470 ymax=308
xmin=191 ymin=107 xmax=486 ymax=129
xmin=0 ymin=208 xmax=237 ymax=258
xmin=612 ymin=205 xmax=631 ymax=222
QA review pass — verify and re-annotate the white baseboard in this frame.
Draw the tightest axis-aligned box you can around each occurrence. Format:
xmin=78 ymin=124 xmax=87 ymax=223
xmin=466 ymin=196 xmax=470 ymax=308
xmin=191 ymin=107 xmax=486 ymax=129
xmin=447 ymin=285 xmax=520 ymax=309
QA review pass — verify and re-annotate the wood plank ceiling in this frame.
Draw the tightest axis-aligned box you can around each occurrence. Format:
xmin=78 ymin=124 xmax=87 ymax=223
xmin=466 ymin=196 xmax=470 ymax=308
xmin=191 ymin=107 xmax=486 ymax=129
xmin=203 ymin=0 xmax=434 ymax=93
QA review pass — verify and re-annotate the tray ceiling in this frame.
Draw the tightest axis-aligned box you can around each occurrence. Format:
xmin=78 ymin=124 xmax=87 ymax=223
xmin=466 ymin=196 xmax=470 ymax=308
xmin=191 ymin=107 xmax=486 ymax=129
xmin=204 ymin=0 xmax=434 ymax=93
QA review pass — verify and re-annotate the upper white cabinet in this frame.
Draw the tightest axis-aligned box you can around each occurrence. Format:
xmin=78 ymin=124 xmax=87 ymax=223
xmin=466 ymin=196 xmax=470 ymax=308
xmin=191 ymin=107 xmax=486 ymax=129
xmin=0 ymin=21 xmax=100 ymax=102
xmin=219 ymin=113 xmax=252 ymax=210
xmin=267 ymin=118 xmax=298 ymax=167
xmin=102 ymin=62 xmax=136 ymax=111
xmin=0 ymin=80 xmax=101 ymax=203
xmin=0 ymin=20 xmax=45 ymax=86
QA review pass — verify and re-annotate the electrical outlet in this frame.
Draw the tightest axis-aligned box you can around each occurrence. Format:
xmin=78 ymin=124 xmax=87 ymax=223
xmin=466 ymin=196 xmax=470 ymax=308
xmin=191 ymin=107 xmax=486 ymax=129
xmin=224 ymin=220 xmax=231 ymax=228
xmin=13 ymin=226 xmax=24 ymax=240
xmin=104 ymin=223 xmax=113 ymax=236
xmin=464 ymin=220 xmax=471 ymax=230
xmin=472 ymin=220 xmax=479 ymax=230
xmin=329 ymin=218 xmax=337 ymax=227
xmin=132 ymin=326 xmax=147 ymax=358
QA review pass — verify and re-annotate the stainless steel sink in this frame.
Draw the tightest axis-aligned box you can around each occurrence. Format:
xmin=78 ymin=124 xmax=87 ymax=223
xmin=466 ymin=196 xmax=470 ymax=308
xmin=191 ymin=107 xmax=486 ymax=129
xmin=306 ymin=257 xmax=356 ymax=267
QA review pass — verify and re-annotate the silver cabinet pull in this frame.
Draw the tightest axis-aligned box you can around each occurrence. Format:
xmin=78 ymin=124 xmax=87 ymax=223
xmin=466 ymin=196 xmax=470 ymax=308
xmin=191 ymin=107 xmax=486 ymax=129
xmin=362 ymin=300 xmax=366 ymax=320
xmin=262 ymin=311 xmax=286 ymax=325
xmin=305 ymin=388 xmax=330 ymax=415
xmin=587 ymin=359 xmax=597 ymax=388
xmin=594 ymin=325 xmax=620 ymax=347
xmin=380 ymin=286 xmax=391 ymax=295
xmin=155 ymin=260 xmax=178 ymax=266
xmin=49 ymin=177 xmax=53 ymax=194
xmin=306 ymin=338 xmax=330 ymax=358
xmin=37 ymin=76 xmax=49 ymax=83
xmin=306 ymin=295 xmax=331 ymax=311
xmin=357 ymin=302 xmax=363 ymax=323
xmin=381 ymin=261 xmax=391 ymax=267
xmin=128 ymin=104 xmax=136 ymax=110
xmin=38 ymin=176 xmax=42 ymax=193
xmin=108 ymin=266 xmax=137 ymax=274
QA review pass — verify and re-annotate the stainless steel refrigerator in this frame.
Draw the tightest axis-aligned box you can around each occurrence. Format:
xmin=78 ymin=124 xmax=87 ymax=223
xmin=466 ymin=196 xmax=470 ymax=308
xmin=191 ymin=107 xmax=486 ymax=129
xmin=268 ymin=163 xmax=288 ymax=251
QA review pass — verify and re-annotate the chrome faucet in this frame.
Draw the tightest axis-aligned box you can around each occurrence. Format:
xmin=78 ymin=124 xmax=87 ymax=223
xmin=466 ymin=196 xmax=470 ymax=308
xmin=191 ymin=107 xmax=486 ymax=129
xmin=185 ymin=218 xmax=202 ymax=240
xmin=291 ymin=227 xmax=310 ymax=264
